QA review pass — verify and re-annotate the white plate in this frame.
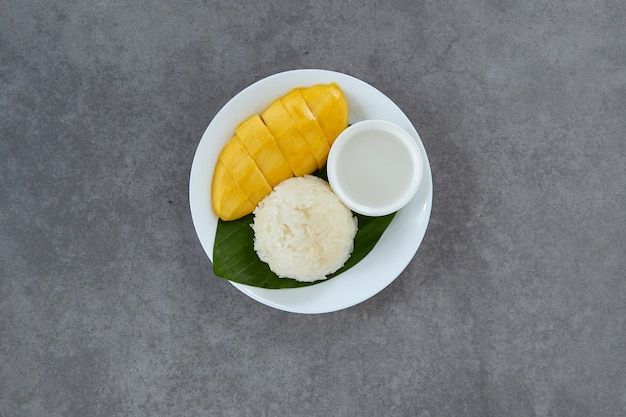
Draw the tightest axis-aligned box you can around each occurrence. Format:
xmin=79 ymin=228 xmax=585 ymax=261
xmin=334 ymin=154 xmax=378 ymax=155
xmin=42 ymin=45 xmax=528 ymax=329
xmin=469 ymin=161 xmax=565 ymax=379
xmin=189 ymin=69 xmax=432 ymax=314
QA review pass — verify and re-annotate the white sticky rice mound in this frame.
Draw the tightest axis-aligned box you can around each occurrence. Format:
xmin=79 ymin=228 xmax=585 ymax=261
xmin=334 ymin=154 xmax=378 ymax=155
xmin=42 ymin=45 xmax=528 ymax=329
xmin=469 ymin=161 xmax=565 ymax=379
xmin=252 ymin=175 xmax=358 ymax=282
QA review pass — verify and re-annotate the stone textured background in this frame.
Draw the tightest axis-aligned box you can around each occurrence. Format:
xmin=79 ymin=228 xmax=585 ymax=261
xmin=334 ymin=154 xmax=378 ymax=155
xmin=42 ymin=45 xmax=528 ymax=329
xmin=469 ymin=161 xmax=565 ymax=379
xmin=1 ymin=1 xmax=625 ymax=416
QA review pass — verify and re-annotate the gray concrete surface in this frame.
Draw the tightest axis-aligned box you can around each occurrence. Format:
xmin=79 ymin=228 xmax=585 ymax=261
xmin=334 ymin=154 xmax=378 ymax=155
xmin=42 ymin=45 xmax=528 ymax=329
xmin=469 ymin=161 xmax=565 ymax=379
xmin=1 ymin=1 xmax=625 ymax=416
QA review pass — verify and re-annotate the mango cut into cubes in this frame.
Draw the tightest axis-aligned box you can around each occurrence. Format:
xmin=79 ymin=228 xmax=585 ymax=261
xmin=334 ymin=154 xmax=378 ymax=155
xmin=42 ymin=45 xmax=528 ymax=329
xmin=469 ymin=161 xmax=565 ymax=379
xmin=218 ymin=136 xmax=272 ymax=206
xmin=235 ymin=115 xmax=293 ymax=188
xmin=211 ymin=160 xmax=256 ymax=221
xmin=280 ymin=90 xmax=330 ymax=170
xmin=211 ymin=82 xmax=349 ymax=221
xmin=299 ymin=83 xmax=348 ymax=146
xmin=261 ymin=99 xmax=318 ymax=176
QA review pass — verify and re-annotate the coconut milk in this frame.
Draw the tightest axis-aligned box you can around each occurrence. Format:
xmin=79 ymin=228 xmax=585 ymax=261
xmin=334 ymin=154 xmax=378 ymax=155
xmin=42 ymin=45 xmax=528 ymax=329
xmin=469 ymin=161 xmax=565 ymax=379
xmin=334 ymin=130 xmax=415 ymax=209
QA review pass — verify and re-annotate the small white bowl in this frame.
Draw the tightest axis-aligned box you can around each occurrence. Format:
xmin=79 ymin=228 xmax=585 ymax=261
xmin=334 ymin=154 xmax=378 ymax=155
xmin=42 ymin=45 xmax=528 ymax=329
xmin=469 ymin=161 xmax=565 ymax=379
xmin=327 ymin=120 xmax=423 ymax=217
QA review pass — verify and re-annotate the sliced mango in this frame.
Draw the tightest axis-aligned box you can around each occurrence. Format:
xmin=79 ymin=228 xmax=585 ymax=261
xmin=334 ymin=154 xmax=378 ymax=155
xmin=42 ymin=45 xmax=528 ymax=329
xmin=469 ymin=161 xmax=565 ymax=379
xmin=218 ymin=136 xmax=272 ymax=205
xmin=299 ymin=82 xmax=348 ymax=146
xmin=211 ymin=160 xmax=256 ymax=221
xmin=281 ymin=90 xmax=330 ymax=170
xmin=211 ymin=82 xmax=349 ymax=220
xmin=235 ymin=115 xmax=294 ymax=187
xmin=261 ymin=99 xmax=318 ymax=176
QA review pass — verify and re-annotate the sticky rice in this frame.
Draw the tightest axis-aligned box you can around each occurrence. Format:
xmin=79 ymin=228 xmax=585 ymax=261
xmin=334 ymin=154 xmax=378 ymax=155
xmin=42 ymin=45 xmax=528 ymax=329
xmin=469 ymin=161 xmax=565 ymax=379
xmin=252 ymin=175 xmax=358 ymax=282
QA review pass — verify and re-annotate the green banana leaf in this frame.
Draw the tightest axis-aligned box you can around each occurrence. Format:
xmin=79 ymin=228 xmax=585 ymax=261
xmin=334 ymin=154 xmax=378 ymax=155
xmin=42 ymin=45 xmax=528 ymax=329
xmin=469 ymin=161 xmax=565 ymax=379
xmin=212 ymin=170 xmax=396 ymax=289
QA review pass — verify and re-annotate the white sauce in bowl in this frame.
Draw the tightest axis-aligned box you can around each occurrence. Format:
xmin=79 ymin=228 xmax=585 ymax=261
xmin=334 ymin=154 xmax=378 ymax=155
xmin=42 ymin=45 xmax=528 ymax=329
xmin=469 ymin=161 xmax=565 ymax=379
xmin=327 ymin=120 xmax=423 ymax=217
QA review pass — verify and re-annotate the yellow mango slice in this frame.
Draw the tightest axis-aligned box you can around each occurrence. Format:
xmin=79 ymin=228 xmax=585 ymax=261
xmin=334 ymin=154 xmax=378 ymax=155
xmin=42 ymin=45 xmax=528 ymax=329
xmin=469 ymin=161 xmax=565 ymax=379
xmin=299 ymin=82 xmax=348 ymax=146
xmin=218 ymin=136 xmax=272 ymax=205
xmin=211 ymin=82 xmax=349 ymax=220
xmin=235 ymin=115 xmax=294 ymax=187
xmin=261 ymin=99 xmax=318 ymax=176
xmin=211 ymin=160 xmax=256 ymax=221
xmin=280 ymin=90 xmax=330 ymax=170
